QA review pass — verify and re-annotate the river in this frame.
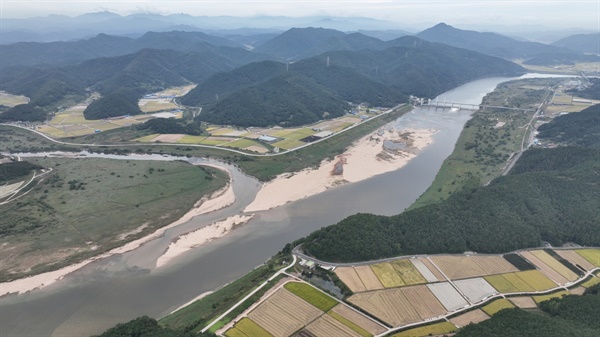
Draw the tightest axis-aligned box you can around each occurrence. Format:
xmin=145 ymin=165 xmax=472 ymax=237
xmin=0 ymin=73 xmax=572 ymax=336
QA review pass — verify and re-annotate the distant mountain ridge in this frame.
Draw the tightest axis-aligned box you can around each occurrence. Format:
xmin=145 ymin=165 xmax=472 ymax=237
xmin=416 ymin=23 xmax=599 ymax=65
xmin=552 ymin=33 xmax=600 ymax=55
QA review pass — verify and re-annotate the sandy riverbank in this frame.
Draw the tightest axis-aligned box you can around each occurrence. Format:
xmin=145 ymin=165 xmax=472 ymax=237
xmin=156 ymin=214 xmax=255 ymax=268
xmin=244 ymin=127 xmax=437 ymax=212
xmin=0 ymin=167 xmax=235 ymax=297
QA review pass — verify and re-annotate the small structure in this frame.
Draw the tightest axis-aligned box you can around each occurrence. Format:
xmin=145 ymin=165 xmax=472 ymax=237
xmin=313 ymin=130 xmax=333 ymax=138
xmin=258 ymin=135 xmax=278 ymax=143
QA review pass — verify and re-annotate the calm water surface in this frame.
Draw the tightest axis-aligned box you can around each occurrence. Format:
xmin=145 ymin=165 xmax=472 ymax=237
xmin=0 ymin=74 xmax=571 ymax=336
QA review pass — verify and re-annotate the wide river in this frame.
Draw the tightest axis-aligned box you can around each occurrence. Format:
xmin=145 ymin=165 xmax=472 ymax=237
xmin=0 ymin=73 xmax=569 ymax=336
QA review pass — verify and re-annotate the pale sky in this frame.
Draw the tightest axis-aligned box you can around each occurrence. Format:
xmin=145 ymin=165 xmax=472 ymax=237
xmin=1 ymin=0 xmax=598 ymax=30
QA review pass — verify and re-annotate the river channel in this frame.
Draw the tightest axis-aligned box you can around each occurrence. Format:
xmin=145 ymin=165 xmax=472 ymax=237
xmin=0 ymin=73 xmax=571 ymax=336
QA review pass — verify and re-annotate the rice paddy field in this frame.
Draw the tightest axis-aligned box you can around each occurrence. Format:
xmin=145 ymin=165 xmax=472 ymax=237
xmin=354 ymin=266 xmax=385 ymax=291
xmin=519 ymin=251 xmax=571 ymax=285
xmin=430 ymin=255 xmax=518 ymax=280
xmin=138 ymin=84 xmax=195 ymax=113
xmin=554 ymin=250 xmax=596 ymax=271
xmin=391 ymin=321 xmax=457 ymax=337
xmin=485 ymin=270 xmax=557 ymax=293
xmin=576 ymin=249 xmax=600 ymax=267
xmin=283 ymin=282 xmax=338 ymax=312
xmin=449 ymin=309 xmax=489 ymax=327
xmin=532 ymin=290 xmax=570 ymax=304
xmin=329 ymin=304 xmax=387 ymax=336
xmin=305 ymin=314 xmax=363 ymax=337
xmin=481 ymin=298 xmax=514 ymax=316
xmin=529 ymin=250 xmax=579 ymax=281
xmin=508 ymin=296 xmax=537 ymax=309
xmin=225 ymin=318 xmax=273 ymax=337
xmin=336 ymin=260 xmax=429 ymax=293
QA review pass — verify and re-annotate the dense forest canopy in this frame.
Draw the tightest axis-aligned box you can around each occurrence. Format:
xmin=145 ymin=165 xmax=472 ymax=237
xmin=93 ymin=316 xmax=213 ymax=337
xmin=537 ymin=104 xmax=600 ymax=147
xmin=0 ymin=161 xmax=42 ymax=184
xmin=566 ymin=78 xmax=600 ymax=100
xmin=137 ymin=118 xmax=203 ymax=135
xmin=83 ymin=89 xmax=142 ymax=120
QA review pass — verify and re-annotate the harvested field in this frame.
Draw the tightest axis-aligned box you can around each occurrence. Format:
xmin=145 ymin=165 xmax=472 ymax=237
xmin=454 ymin=278 xmax=497 ymax=303
xmin=245 ymin=145 xmax=270 ymax=154
xmin=234 ymin=317 xmax=274 ymax=337
xmin=391 ymin=321 xmax=457 ymax=337
xmin=330 ymin=304 xmax=387 ymax=335
xmin=248 ymin=288 xmax=322 ymax=337
xmin=515 ymin=270 xmax=557 ymax=291
xmin=449 ymin=309 xmax=489 ymax=327
xmin=509 ymin=296 xmax=537 ymax=309
xmin=327 ymin=311 xmax=371 ymax=337
xmin=401 ymin=285 xmax=447 ymax=319
xmin=569 ymin=286 xmax=586 ymax=295
xmin=410 ymin=259 xmax=441 ymax=282
xmin=576 ymin=249 xmax=600 ymax=267
xmin=284 ymin=282 xmax=338 ymax=312
xmin=348 ymin=288 xmax=421 ymax=327
xmin=152 ymin=134 xmax=185 ymax=143
xmin=417 ymin=258 xmax=447 ymax=282
xmin=371 ymin=263 xmax=405 ymax=288
xmin=481 ymin=299 xmax=514 ymax=316
xmin=391 ymin=260 xmax=427 ymax=285
xmin=530 ymin=250 xmax=578 ymax=281
xmin=335 ymin=267 xmax=367 ymax=293
xmin=532 ymin=290 xmax=569 ymax=304
xmin=520 ymin=251 xmax=569 ymax=285
xmin=306 ymin=314 xmax=363 ymax=337
xmin=554 ymin=250 xmax=595 ymax=271
xmin=354 ymin=266 xmax=384 ymax=291
xmin=431 ymin=255 xmax=517 ymax=280
xmin=427 ymin=282 xmax=468 ymax=311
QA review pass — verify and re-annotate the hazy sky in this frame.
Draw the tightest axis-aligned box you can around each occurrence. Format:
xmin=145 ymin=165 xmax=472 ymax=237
xmin=1 ymin=0 xmax=598 ymax=30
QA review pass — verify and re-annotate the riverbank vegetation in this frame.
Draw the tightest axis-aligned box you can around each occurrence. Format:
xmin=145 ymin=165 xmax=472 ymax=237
xmin=411 ymin=78 xmax=561 ymax=209
xmin=0 ymin=157 xmax=227 ymax=282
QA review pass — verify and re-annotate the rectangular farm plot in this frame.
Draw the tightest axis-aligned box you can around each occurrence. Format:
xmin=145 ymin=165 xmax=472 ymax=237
xmin=391 ymin=322 xmax=457 ymax=337
xmin=427 ymin=282 xmax=468 ymax=311
xmin=554 ymin=250 xmax=595 ymax=271
xmin=247 ymin=288 xmax=323 ymax=337
xmin=283 ymin=282 xmax=338 ymax=312
xmin=532 ymin=290 xmax=569 ymax=304
xmin=391 ymin=259 xmax=428 ymax=285
xmin=449 ymin=309 xmax=490 ymax=328
xmin=335 ymin=267 xmax=367 ymax=293
xmin=454 ymin=278 xmax=497 ymax=303
xmin=231 ymin=317 xmax=274 ymax=337
xmin=371 ymin=263 xmax=405 ymax=288
xmin=330 ymin=304 xmax=387 ymax=335
xmin=348 ymin=288 xmax=421 ymax=327
xmin=272 ymin=139 xmax=305 ymax=150
xmin=485 ymin=274 xmax=520 ymax=293
xmin=431 ymin=255 xmax=517 ymax=280
xmin=576 ymin=249 xmax=600 ymax=267
xmin=481 ymin=298 xmax=514 ymax=316
xmin=411 ymin=259 xmax=443 ymax=282
xmin=354 ymin=266 xmax=385 ymax=291
xmin=509 ymin=296 xmax=537 ymax=309
xmin=519 ymin=251 xmax=570 ymax=285
xmin=514 ymin=270 xmax=557 ymax=291
xmin=530 ymin=250 xmax=578 ymax=281
xmin=401 ymin=285 xmax=447 ymax=319
xmin=306 ymin=314 xmax=363 ymax=337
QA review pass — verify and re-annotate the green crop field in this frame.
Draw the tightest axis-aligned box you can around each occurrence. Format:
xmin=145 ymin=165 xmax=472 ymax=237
xmin=328 ymin=311 xmax=372 ymax=337
xmin=577 ymin=249 xmax=600 ymax=267
xmin=391 ymin=321 xmax=457 ymax=337
xmin=482 ymin=299 xmax=514 ymax=316
xmin=232 ymin=317 xmax=273 ymax=337
xmin=224 ymin=327 xmax=247 ymax=337
xmin=272 ymin=139 xmax=305 ymax=150
xmin=517 ymin=270 xmax=557 ymax=291
xmin=0 ymin=157 xmax=227 ymax=282
xmin=581 ymin=276 xmax=600 ymax=288
xmin=485 ymin=274 xmax=520 ymax=293
xmin=284 ymin=282 xmax=338 ymax=312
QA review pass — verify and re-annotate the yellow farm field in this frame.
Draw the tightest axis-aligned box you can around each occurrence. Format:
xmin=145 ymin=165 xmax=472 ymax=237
xmin=330 ymin=304 xmax=387 ymax=335
xmin=486 ymin=270 xmax=556 ymax=293
xmin=514 ymin=270 xmax=557 ymax=291
xmin=391 ymin=259 xmax=427 ymax=285
xmin=530 ymin=250 xmax=578 ymax=281
xmin=431 ymin=255 xmax=517 ymax=280
xmin=335 ymin=267 xmax=367 ymax=293
xmin=449 ymin=309 xmax=489 ymax=327
xmin=228 ymin=317 xmax=273 ymax=337
xmin=481 ymin=298 xmax=514 ymax=316
xmin=519 ymin=251 xmax=569 ymax=285
xmin=391 ymin=322 xmax=457 ymax=337
xmin=354 ymin=266 xmax=384 ymax=291
xmin=0 ymin=91 xmax=29 ymax=107
xmin=532 ymin=290 xmax=570 ymax=304
xmin=247 ymin=288 xmax=323 ymax=337
xmin=371 ymin=263 xmax=405 ymax=288
xmin=576 ymin=249 xmax=600 ymax=267
xmin=272 ymin=139 xmax=305 ymax=150
xmin=306 ymin=314 xmax=362 ymax=337
xmin=508 ymin=296 xmax=537 ymax=309
xmin=554 ymin=250 xmax=595 ymax=271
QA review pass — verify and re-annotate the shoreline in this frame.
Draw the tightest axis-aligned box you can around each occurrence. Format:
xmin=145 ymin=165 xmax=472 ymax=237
xmin=244 ymin=126 xmax=437 ymax=213
xmin=0 ymin=165 xmax=235 ymax=297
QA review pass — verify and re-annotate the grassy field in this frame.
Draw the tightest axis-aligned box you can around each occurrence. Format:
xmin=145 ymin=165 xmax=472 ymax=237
xmin=410 ymin=78 xmax=562 ymax=209
xmin=0 ymin=157 xmax=227 ymax=281
xmin=481 ymin=298 xmax=514 ymax=316
xmin=391 ymin=321 xmax=457 ymax=337
xmin=284 ymin=282 xmax=338 ymax=312
xmin=581 ymin=276 xmax=600 ymax=288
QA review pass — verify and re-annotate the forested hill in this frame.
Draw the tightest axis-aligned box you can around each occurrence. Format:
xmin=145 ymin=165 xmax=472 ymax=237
xmin=416 ymin=23 xmax=599 ymax=66
xmin=552 ymin=33 xmax=600 ymax=55
xmin=302 ymin=106 xmax=600 ymax=262
xmin=537 ymin=104 xmax=600 ymax=148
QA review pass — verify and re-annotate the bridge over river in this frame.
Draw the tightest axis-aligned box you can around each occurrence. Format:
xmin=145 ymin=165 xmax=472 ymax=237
xmin=420 ymin=100 xmax=532 ymax=111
